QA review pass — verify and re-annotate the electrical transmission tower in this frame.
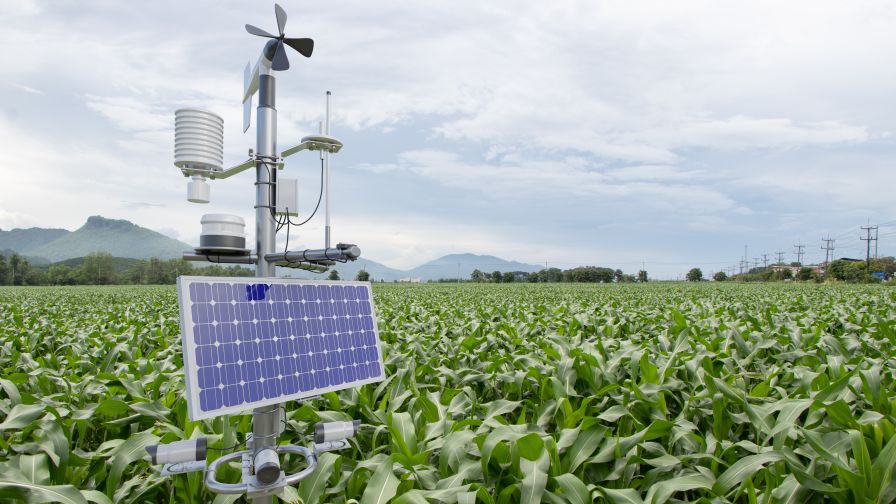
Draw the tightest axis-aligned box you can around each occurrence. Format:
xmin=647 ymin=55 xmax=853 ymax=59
xmin=821 ymin=237 xmax=835 ymax=277
xmin=762 ymin=253 xmax=769 ymax=269
xmin=775 ymin=251 xmax=785 ymax=264
xmin=861 ymin=224 xmax=878 ymax=274
xmin=794 ymin=243 xmax=805 ymax=265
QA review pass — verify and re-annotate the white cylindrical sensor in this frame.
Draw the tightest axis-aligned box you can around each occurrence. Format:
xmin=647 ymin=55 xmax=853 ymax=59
xmin=314 ymin=420 xmax=361 ymax=444
xmin=187 ymin=176 xmax=210 ymax=204
xmin=175 ymin=108 xmax=224 ymax=172
xmin=254 ymin=448 xmax=280 ymax=484
xmin=145 ymin=438 xmax=207 ymax=465
xmin=199 ymin=214 xmax=246 ymax=251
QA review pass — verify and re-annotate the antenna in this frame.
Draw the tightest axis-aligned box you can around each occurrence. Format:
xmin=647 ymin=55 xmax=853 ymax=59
xmin=156 ymin=5 xmax=374 ymax=502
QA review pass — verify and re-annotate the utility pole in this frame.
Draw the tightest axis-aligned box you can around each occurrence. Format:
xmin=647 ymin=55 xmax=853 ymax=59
xmin=794 ymin=243 xmax=805 ymax=265
xmin=753 ymin=257 xmax=760 ymax=269
xmin=821 ymin=236 xmax=835 ymax=277
xmin=861 ymin=224 xmax=878 ymax=275
xmin=762 ymin=254 xmax=769 ymax=269
xmin=874 ymin=227 xmax=879 ymax=259
xmin=775 ymin=251 xmax=785 ymax=265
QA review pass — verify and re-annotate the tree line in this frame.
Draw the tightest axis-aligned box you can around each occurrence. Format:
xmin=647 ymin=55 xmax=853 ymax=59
xmin=0 ymin=252 xmax=254 ymax=286
xmin=691 ymin=257 xmax=895 ymax=283
xmin=469 ymin=267 xmax=649 ymax=283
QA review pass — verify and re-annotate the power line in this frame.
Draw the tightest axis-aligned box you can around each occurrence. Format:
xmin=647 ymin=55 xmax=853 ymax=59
xmin=821 ymin=236 xmax=835 ymax=277
xmin=860 ymin=224 xmax=878 ymax=275
xmin=794 ymin=243 xmax=805 ymax=265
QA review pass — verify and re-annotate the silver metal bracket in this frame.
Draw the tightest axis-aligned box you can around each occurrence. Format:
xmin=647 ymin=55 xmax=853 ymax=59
xmin=204 ymin=444 xmax=318 ymax=497
xmin=314 ymin=439 xmax=350 ymax=454
xmin=281 ymin=134 xmax=343 ymax=159
xmin=161 ymin=460 xmax=206 ymax=476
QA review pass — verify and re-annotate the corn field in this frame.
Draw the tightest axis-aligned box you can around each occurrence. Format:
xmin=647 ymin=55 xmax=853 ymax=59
xmin=1 ymin=283 xmax=895 ymax=503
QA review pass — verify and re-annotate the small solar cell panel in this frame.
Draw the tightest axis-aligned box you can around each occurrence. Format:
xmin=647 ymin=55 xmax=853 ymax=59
xmin=177 ymin=276 xmax=384 ymax=420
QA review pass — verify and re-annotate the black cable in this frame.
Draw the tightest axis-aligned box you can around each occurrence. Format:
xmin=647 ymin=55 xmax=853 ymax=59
xmin=208 ymin=442 xmax=243 ymax=451
xmin=286 ymin=158 xmax=325 ymax=227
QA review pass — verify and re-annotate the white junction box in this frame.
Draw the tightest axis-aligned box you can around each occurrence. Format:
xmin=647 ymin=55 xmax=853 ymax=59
xmin=276 ymin=177 xmax=298 ymax=216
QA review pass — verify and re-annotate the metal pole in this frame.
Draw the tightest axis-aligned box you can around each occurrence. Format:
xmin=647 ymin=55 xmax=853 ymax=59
xmin=253 ymin=72 xmax=280 ymax=504
xmin=324 ymin=91 xmax=331 ymax=248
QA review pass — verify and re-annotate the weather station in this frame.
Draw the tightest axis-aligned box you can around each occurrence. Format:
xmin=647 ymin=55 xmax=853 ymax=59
xmin=142 ymin=5 xmax=385 ymax=503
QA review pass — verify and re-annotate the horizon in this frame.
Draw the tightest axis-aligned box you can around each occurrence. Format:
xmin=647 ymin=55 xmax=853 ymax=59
xmin=1 ymin=1 xmax=895 ymax=279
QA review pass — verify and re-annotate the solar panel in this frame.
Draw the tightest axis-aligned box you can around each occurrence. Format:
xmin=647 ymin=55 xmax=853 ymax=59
xmin=176 ymin=276 xmax=385 ymax=420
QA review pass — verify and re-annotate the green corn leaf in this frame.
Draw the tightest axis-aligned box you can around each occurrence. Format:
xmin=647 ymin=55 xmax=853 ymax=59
xmin=644 ymin=472 xmax=714 ymax=504
xmin=440 ymin=430 xmax=476 ymax=474
xmin=562 ymin=426 xmax=604 ymax=472
xmin=298 ymin=452 xmax=341 ymax=504
xmin=598 ymin=487 xmax=644 ymax=504
xmin=360 ymin=456 xmax=400 ymax=504
xmin=713 ymin=451 xmax=784 ymax=495
xmin=0 ymin=467 xmax=87 ymax=504
xmin=0 ymin=403 xmax=46 ymax=430
xmin=80 ymin=490 xmax=113 ymax=504
xmin=552 ymin=473 xmax=591 ymax=504
xmin=519 ymin=451 xmax=549 ymax=504
xmin=389 ymin=411 xmax=418 ymax=458
xmin=106 ymin=430 xmax=159 ymax=498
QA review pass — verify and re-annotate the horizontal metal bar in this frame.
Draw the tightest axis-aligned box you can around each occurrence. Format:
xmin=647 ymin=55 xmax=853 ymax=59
xmin=205 ymin=450 xmax=250 ymax=494
xmin=183 ymin=252 xmax=258 ymax=264
xmin=264 ymin=245 xmax=360 ymax=264
xmin=272 ymin=261 xmax=330 ymax=273
xmin=180 ymin=158 xmax=257 ymax=180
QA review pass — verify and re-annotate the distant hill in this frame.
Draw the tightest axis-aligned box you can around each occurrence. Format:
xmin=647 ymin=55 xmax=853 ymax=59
xmin=407 ymin=253 xmax=542 ymax=280
xmin=24 ymin=216 xmax=193 ymax=262
xmin=281 ymin=253 xmax=542 ymax=282
xmin=2 ymin=217 xmax=542 ymax=280
xmin=0 ymin=227 xmax=69 ymax=254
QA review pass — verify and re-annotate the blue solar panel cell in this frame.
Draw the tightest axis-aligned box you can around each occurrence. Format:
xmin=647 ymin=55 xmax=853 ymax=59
xmin=177 ymin=277 xmax=385 ymax=420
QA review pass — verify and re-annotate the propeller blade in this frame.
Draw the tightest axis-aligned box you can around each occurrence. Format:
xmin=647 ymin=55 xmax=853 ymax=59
xmin=274 ymin=3 xmax=287 ymax=36
xmin=284 ymin=37 xmax=314 ymax=57
xmin=246 ymin=24 xmax=276 ymax=38
xmin=271 ymin=40 xmax=290 ymax=70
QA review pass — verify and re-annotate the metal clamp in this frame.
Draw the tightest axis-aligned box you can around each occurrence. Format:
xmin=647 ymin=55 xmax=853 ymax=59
xmin=205 ymin=445 xmax=318 ymax=496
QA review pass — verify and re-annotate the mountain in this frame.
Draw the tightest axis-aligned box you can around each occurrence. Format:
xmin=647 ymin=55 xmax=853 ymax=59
xmin=25 ymin=216 xmax=193 ymax=262
xmin=281 ymin=253 xmax=542 ymax=282
xmin=2 ymin=217 xmax=542 ymax=280
xmin=0 ymin=227 xmax=69 ymax=254
xmin=408 ymin=253 xmax=542 ymax=280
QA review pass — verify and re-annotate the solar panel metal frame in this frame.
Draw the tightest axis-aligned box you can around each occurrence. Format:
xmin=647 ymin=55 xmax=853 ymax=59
xmin=176 ymin=276 xmax=385 ymax=420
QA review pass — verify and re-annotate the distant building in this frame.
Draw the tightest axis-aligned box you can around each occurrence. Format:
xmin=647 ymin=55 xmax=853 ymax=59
xmin=399 ymin=277 xmax=421 ymax=283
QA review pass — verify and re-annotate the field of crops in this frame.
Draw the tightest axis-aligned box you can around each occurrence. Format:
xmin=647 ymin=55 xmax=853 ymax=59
xmin=1 ymin=282 xmax=895 ymax=503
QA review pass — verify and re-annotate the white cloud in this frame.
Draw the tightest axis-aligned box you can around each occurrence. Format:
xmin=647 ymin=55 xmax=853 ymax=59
xmin=10 ymin=83 xmax=43 ymax=95
xmin=1 ymin=0 xmax=896 ymax=277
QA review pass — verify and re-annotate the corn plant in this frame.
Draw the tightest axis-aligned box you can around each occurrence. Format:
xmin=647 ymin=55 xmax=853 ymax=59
xmin=1 ymin=283 xmax=894 ymax=503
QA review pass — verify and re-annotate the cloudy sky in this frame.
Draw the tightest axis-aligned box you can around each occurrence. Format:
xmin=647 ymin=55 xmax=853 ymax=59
xmin=1 ymin=0 xmax=895 ymax=278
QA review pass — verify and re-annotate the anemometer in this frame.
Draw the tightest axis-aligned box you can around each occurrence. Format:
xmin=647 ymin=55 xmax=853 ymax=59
xmin=143 ymin=5 xmax=386 ymax=503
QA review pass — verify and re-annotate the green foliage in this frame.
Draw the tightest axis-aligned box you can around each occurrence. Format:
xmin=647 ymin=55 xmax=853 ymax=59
xmin=1 ymin=283 xmax=895 ymax=502
xmin=329 ymin=270 xmax=341 ymax=281
xmin=563 ymin=266 xmax=614 ymax=283
xmin=356 ymin=269 xmax=371 ymax=281
xmin=713 ymin=271 xmax=728 ymax=282
xmin=686 ymin=267 xmax=703 ymax=281
xmin=798 ymin=267 xmax=816 ymax=282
